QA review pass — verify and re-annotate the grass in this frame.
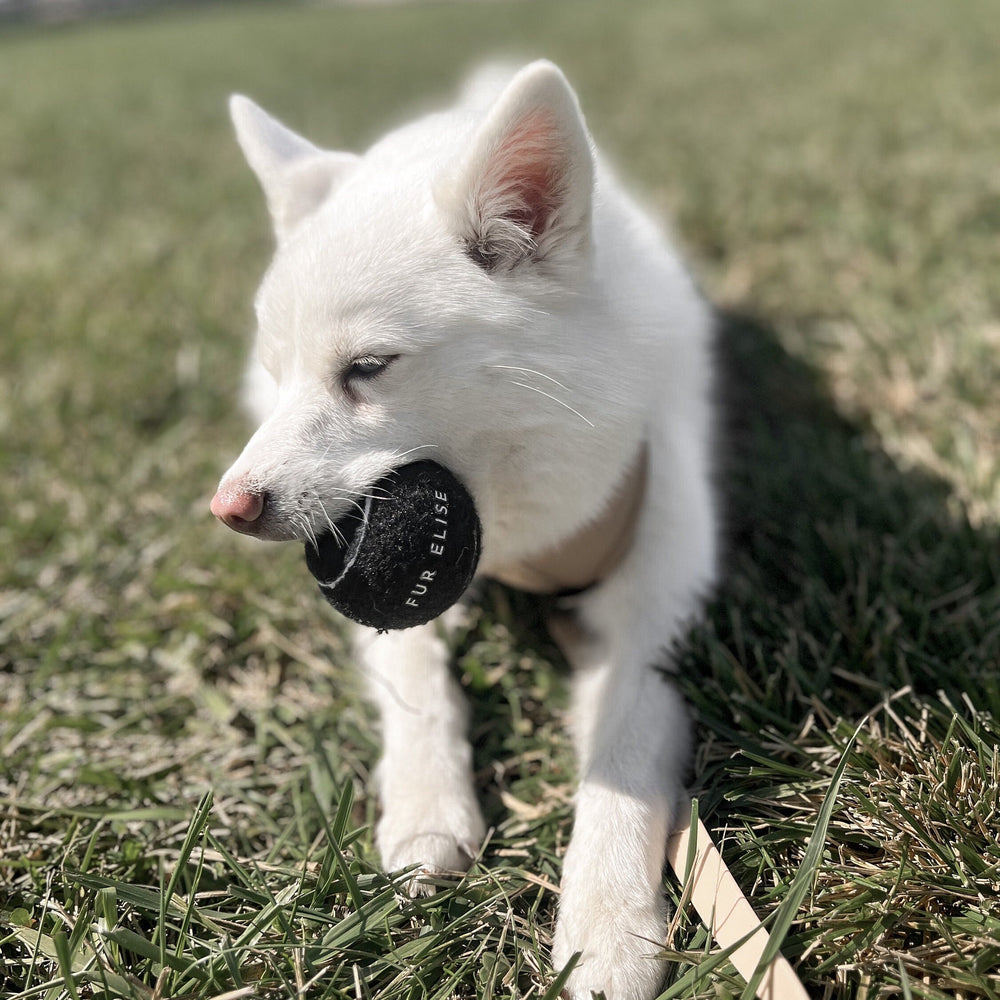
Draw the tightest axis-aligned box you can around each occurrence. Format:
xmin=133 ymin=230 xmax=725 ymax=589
xmin=1 ymin=0 xmax=999 ymax=997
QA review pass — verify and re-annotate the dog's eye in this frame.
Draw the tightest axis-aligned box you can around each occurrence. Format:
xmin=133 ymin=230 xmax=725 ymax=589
xmin=342 ymin=354 xmax=399 ymax=396
xmin=347 ymin=354 xmax=397 ymax=379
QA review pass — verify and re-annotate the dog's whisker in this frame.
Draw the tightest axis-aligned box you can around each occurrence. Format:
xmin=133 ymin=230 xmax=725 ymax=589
xmin=490 ymin=364 xmax=570 ymax=392
xmin=340 ymin=498 xmax=367 ymax=517
xmin=296 ymin=511 xmax=318 ymax=548
xmin=319 ymin=504 xmax=345 ymax=547
xmin=392 ymin=443 xmax=439 ymax=462
xmin=321 ymin=504 xmax=344 ymax=545
xmin=302 ymin=493 xmax=337 ymax=547
xmin=330 ymin=485 xmax=393 ymax=503
xmin=304 ymin=512 xmax=320 ymax=549
xmin=508 ymin=380 xmax=595 ymax=428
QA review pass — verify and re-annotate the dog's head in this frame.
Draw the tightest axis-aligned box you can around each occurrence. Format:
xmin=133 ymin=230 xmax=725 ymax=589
xmin=212 ymin=61 xmax=638 ymax=563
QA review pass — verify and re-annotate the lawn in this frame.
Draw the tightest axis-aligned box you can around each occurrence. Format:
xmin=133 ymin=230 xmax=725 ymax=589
xmin=2 ymin=1 xmax=999 ymax=997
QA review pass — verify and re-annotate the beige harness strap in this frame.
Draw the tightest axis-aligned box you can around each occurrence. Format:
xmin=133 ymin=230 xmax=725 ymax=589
xmin=666 ymin=802 xmax=809 ymax=999
xmin=489 ymin=445 xmax=649 ymax=594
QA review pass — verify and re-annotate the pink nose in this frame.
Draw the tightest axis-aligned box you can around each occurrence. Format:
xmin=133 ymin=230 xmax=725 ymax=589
xmin=210 ymin=485 xmax=265 ymax=533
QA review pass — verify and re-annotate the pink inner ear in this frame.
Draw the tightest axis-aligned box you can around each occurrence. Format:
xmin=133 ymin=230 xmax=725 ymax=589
xmin=481 ymin=109 xmax=566 ymax=238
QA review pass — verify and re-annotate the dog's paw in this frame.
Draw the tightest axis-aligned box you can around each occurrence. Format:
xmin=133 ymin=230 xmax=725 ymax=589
xmin=552 ymin=894 xmax=666 ymax=1000
xmin=375 ymin=755 xmax=486 ymax=895
xmin=381 ymin=831 xmax=480 ymax=897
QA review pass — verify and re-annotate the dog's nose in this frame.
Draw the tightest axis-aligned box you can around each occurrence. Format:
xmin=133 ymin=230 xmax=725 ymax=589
xmin=210 ymin=485 xmax=265 ymax=533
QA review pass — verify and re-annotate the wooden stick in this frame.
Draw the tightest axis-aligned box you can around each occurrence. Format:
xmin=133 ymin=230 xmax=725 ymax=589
xmin=665 ymin=803 xmax=809 ymax=1000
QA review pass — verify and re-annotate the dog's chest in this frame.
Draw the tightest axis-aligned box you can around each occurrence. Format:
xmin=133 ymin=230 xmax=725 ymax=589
xmin=487 ymin=445 xmax=647 ymax=595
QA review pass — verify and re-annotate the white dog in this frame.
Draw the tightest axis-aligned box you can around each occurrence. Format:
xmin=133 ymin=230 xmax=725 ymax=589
xmin=211 ymin=61 xmax=717 ymax=1000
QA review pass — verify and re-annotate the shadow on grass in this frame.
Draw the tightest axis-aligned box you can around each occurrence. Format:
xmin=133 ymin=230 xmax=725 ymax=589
xmin=681 ymin=310 xmax=1000 ymax=806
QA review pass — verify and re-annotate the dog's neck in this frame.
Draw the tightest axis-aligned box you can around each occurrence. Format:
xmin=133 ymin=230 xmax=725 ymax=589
xmin=489 ymin=444 xmax=648 ymax=595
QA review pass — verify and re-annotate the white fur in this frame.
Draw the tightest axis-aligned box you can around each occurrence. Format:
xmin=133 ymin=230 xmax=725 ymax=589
xmin=217 ymin=61 xmax=717 ymax=1000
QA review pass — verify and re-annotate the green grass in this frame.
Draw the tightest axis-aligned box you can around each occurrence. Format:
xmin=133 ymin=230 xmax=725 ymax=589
xmin=2 ymin=1 xmax=1000 ymax=997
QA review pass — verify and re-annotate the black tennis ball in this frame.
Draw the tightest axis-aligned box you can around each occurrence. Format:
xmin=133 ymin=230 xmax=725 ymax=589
xmin=304 ymin=461 xmax=481 ymax=631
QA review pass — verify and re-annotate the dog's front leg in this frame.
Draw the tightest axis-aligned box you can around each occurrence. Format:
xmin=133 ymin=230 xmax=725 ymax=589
xmin=551 ymin=577 xmax=700 ymax=1000
xmin=355 ymin=620 xmax=485 ymax=893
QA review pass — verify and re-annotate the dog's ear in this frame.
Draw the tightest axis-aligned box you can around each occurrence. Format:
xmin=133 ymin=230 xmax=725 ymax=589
xmin=229 ymin=96 xmax=358 ymax=243
xmin=441 ymin=61 xmax=594 ymax=273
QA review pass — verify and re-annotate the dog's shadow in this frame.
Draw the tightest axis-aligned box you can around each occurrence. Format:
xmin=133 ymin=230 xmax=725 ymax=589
xmin=688 ymin=311 xmax=999 ymax=762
